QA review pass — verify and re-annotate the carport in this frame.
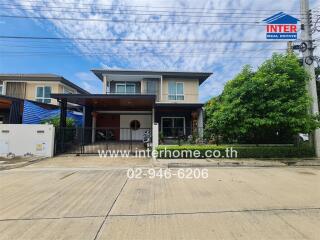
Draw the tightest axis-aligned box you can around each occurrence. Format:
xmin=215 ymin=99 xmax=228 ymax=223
xmin=51 ymin=94 xmax=156 ymax=154
xmin=0 ymin=95 xmax=58 ymax=124
xmin=0 ymin=95 xmax=22 ymax=124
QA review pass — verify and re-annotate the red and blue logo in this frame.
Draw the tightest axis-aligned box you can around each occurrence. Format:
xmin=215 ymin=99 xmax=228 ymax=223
xmin=263 ymin=12 xmax=300 ymax=40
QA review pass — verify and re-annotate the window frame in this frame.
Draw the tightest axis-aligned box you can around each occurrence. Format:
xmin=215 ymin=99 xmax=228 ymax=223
xmin=161 ymin=117 xmax=186 ymax=137
xmin=168 ymin=81 xmax=184 ymax=101
xmin=130 ymin=120 xmax=141 ymax=131
xmin=115 ymin=82 xmax=136 ymax=94
xmin=35 ymin=85 xmax=52 ymax=104
xmin=146 ymin=79 xmax=157 ymax=94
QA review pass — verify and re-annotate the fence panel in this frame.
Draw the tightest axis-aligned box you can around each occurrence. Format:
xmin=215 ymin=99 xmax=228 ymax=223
xmin=55 ymin=127 xmax=152 ymax=155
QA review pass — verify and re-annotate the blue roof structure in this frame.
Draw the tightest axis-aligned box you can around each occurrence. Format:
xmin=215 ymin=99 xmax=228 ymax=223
xmin=22 ymin=100 xmax=83 ymax=126
xmin=263 ymin=12 xmax=300 ymax=24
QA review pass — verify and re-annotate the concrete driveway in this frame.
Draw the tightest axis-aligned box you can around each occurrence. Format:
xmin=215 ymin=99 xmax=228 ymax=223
xmin=0 ymin=157 xmax=319 ymax=239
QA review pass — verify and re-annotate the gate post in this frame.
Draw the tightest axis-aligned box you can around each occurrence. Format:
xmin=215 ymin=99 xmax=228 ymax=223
xmin=59 ymin=99 xmax=67 ymax=153
xmin=130 ymin=128 xmax=132 ymax=152
xmin=152 ymin=123 xmax=159 ymax=153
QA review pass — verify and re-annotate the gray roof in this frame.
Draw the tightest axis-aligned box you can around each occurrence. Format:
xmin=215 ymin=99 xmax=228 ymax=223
xmin=0 ymin=74 xmax=89 ymax=94
xmin=91 ymin=69 xmax=213 ymax=85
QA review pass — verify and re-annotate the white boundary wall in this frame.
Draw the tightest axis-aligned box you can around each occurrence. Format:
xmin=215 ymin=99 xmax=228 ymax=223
xmin=0 ymin=124 xmax=55 ymax=157
xmin=152 ymin=123 xmax=159 ymax=151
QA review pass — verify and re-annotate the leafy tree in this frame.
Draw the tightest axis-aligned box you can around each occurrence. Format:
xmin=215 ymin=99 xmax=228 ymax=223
xmin=42 ymin=117 xmax=76 ymax=144
xmin=205 ymin=53 xmax=319 ymax=144
xmin=41 ymin=116 xmax=75 ymax=128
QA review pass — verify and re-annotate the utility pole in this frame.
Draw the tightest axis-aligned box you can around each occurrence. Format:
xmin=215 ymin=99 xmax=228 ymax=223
xmin=287 ymin=41 xmax=293 ymax=54
xmin=300 ymin=0 xmax=320 ymax=157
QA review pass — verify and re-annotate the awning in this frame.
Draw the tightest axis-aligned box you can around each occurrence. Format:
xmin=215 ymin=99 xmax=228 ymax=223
xmin=22 ymin=100 xmax=83 ymax=125
xmin=51 ymin=94 xmax=156 ymax=110
xmin=0 ymin=95 xmax=60 ymax=124
xmin=0 ymin=95 xmax=58 ymax=110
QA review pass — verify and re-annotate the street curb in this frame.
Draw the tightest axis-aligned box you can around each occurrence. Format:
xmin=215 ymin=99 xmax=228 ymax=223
xmin=153 ymin=159 xmax=320 ymax=168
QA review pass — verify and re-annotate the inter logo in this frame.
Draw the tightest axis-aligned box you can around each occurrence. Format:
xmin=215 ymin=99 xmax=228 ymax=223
xmin=263 ymin=12 xmax=300 ymax=40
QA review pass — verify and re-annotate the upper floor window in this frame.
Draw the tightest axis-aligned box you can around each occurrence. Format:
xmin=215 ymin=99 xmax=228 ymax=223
xmin=36 ymin=86 xmax=51 ymax=104
xmin=115 ymin=83 xmax=135 ymax=94
xmin=146 ymin=80 xmax=157 ymax=94
xmin=168 ymin=81 xmax=184 ymax=100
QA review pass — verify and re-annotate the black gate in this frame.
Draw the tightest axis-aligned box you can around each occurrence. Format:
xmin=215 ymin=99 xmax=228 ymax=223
xmin=55 ymin=127 xmax=152 ymax=155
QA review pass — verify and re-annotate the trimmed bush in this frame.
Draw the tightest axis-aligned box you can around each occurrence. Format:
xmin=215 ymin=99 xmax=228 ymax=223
xmin=156 ymin=145 xmax=314 ymax=159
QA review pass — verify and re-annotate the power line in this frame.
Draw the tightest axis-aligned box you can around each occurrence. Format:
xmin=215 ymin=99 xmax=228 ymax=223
xmin=0 ymin=49 xmax=286 ymax=54
xmin=0 ymin=4 xmax=306 ymax=16
xmin=0 ymin=14 xmax=269 ymax=25
xmin=0 ymin=39 xmax=289 ymax=47
xmin=0 ymin=52 xmax=280 ymax=56
xmin=0 ymin=44 xmax=287 ymax=57
xmin=0 ymin=3 xmax=308 ymax=17
xmin=0 ymin=44 xmax=286 ymax=52
xmin=0 ymin=6 xmax=304 ymax=19
xmin=0 ymin=52 xmax=275 ymax=59
xmin=0 ymin=1 xmax=304 ymax=14
xmin=0 ymin=35 xmax=294 ymax=43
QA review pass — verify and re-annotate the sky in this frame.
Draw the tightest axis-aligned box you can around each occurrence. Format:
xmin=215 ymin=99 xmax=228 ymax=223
xmin=0 ymin=0 xmax=319 ymax=102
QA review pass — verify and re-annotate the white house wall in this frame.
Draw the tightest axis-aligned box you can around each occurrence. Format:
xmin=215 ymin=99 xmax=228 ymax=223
xmin=120 ymin=115 xmax=152 ymax=141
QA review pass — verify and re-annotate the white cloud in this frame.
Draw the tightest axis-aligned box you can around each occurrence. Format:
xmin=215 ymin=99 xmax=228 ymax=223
xmin=74 ymin=71 xmax=101 ymax=93
xmin=5 ymin=0 xmax=320 ymax=101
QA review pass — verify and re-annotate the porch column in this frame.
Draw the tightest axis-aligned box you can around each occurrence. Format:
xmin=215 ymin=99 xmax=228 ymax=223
xmin=103 ymin=74 xmax=107 ymax=94
xmin=83 ymin=106 xmax=93 ymax=144
xmin=59 ymin=99 xmax=67 ymax=153
xmin=59 ymin=99 xmax=67 ymax=128
xmin=9 ymin=100 xmax=21 ymax=124
xmin=198 ymin=107 xmax=204 ymax=138
xmin=160 ymin=76 xmax=163 ymax=101
xmin=91 ymin=112 xmax=97 ymax=143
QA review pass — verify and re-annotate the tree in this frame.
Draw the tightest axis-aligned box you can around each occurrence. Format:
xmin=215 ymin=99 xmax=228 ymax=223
xmin=205 ymin=53 xmax=319 ymax=144
xmin=41 ymin=116 xmax=75 ymax=128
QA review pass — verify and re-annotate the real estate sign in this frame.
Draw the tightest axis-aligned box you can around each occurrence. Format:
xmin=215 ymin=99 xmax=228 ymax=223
xmin=263 ymin=12 xmax=300 ymax=40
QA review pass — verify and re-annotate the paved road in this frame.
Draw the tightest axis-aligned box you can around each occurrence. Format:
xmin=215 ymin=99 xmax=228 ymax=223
xmin=0 ymin=157 xmax=319 ymax=239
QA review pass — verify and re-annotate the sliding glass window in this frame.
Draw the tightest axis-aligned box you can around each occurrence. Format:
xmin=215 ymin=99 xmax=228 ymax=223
xmin=168 ymin=81 xmax=184 ymax=100
xmin=115 ymin=83 xmax=136 ymax=94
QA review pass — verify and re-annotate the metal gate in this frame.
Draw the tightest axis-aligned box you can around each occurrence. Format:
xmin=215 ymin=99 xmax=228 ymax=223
xmin=55 ymin=127 xmax=152 ymax=155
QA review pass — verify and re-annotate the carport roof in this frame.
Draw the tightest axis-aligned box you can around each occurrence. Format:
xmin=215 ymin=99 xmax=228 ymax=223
xmin=0 ymin=94 xmax=58 ymax=110
xmin=51 ymin=94 xmax=156 ymax=110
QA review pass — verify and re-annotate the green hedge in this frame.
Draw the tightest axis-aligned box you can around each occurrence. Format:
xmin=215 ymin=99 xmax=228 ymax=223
xmin=156 ymin=145 xmax=315 ymax=159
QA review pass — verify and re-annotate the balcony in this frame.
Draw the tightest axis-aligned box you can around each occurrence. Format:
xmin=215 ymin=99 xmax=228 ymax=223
xmin=106 ymin=80 xmax=159 ymax=100
xmin=104 ymin=80 xmax=198 ymax=103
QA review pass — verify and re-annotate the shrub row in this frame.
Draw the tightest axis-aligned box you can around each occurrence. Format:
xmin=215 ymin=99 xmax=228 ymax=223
xmin=156 ymin=145 xmax=315 ymax=159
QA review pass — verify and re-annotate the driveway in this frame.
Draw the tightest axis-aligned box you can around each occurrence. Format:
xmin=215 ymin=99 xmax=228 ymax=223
xmin=0 ymin=157 xmax=319 ymax=239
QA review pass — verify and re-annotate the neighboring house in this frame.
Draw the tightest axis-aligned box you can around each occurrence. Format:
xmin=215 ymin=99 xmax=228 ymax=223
xmin=0 ymin=74 xmax=88 ymax=124
xmin=52 ymin=69 xmax=212 ymax=143
xmin=0 ymin=74 xmax=89 ymax=105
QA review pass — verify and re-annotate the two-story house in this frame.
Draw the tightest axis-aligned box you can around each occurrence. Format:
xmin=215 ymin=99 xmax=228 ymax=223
xmin=0 ymin=74 xmax=88 ymax=124
xmin=0 ymin=74 xmax=89 ymax=104
xmin=52 ymin=69 xmax=212 ymax=144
